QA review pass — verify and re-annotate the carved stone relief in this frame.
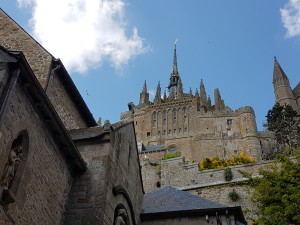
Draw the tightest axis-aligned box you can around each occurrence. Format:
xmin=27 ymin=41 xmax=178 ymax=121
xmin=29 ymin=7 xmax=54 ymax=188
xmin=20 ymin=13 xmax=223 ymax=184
xmin=114 ymin=208 xmax=128 ymax=225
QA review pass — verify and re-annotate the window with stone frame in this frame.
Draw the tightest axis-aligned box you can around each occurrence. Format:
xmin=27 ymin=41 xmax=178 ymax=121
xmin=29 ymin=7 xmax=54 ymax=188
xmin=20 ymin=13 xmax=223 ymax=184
xmin=152 ymin=112 xmax=157 ymax=127
xmin=162 ymin=110 xmax=167 ymax=126
xmin=172 ymin=109 xmax=177 ymax=124
xmin=183 ymin=107 xmax=187 ymax=123
xmin=227 ymin=119 xmax=233 ymax=126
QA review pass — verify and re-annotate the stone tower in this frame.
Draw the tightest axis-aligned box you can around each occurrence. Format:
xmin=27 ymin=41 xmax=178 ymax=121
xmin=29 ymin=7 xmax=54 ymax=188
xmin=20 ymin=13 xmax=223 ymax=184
xmin=273 ymin=57 xmax=300 ymax=113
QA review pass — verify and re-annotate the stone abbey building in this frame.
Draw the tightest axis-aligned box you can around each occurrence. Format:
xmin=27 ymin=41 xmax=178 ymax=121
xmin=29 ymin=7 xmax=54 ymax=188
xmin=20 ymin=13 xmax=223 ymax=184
xmin=0 ymin=8 xmax=248 ymax=225
xmin=121 ymin=43 xmax=300 ymax=164
xmin=122 ymin=44 xmax=261 ymax=162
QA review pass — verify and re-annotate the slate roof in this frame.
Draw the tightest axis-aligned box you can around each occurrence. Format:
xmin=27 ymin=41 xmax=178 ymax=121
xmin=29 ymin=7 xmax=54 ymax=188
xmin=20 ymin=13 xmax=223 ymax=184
xmin=141 ymin=187 xmax=247 ymax=224
xmin=143 ymin=144 xmax=165 ymax=152
xmin=142 ymin=186 xmax=225 ymax=214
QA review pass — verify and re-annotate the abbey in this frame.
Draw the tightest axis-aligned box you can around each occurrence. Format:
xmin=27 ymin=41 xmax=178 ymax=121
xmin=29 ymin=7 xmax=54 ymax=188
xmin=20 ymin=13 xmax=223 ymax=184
xmin=122 ymin=44 xmax=262 ymax=162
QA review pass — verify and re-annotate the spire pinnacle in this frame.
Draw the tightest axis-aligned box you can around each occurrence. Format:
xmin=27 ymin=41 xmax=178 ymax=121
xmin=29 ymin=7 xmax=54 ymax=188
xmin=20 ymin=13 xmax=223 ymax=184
xmin=273 ymin=57 xmax=288 ymax=81
xmin=154 ymin=81 xmax=162 ymax=104
xmin=173 ymin=41 xmax=178 ymax=70
xmin=168 ymin=40 xmax=181 ymax=98
xmin=139 ymin=80 xmax=149 ymax=104
xmin=142 ymin=80 xmax=148 ymax=93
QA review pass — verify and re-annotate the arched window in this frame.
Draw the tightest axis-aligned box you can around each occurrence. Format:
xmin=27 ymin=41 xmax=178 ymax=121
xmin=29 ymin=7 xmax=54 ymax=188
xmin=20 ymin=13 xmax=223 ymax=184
xmin=172 ymin=109 xmax=177 ymax=124
xmin=152 ymin=112 xmax=157 ymax=127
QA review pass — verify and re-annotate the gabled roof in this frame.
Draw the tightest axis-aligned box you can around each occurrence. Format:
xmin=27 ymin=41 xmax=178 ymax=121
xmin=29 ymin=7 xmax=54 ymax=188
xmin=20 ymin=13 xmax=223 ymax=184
xmin=48 ymin=59 xmax=97 ymax=127
xmin=142 ymin=186 xmax=225 ymax=214
xmin=141 ymin=186 xmax=247 ymax=224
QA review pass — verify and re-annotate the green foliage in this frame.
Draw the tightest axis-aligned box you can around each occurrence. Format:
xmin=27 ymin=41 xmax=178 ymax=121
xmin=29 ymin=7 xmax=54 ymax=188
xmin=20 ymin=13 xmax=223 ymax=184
xmin=224 ymin=167 xmax=233 ymax=181
xmin=228 ymin=190 xmax=239 ymax=201
xmin=199 ymin=153 xmax=254 ymax=170
xmin=264 ymin=103 xmax=300 ymax=159
xmin=162 ymin=152 xmax=180 ymax=160
xmin=243 ymin=151 xmax=300 ymax=225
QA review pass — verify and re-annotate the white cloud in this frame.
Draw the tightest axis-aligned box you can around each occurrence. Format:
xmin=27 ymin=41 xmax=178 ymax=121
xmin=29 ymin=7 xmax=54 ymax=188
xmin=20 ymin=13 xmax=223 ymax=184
xmin=17 ymin=0 xmax=147 ymax=73
xmin=280 ymin=0 xmax=300 ymax=38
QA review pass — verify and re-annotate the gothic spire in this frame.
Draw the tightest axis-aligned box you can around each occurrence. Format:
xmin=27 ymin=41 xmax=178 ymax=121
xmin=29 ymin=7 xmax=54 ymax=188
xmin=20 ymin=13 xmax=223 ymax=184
xmin=200 ymin=79 xmax=207 ymax=106
xmin=195 ymin=88 xmax=199 ymax=98
xmin=273 ymin=57 xmax=289 ymax=85
xmin=139 ymin=80 xmax=149 ymax=104
xmin=163 ymin=91 xmax=167 ymax=101
xmin=142 ymin=80 xmax=148 ymax=93
xmin=273 ymin=57 xmax=298 ymax=112
xmin=154 ymin=82 xmax=162 ymax=104
xmin=168 ymin=40 xmax=181 ymax=99
xmin=189 ymin=87 xmax=193 ymax=97
xmin=214 ymin=88 xmax=225 ymax=110
xmin=172 ymin=41 xmax=179 ymax=76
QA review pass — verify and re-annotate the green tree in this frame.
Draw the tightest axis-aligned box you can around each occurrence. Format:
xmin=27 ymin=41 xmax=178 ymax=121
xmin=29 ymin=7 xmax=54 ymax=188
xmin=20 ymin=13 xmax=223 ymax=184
xmin=264 ymin=103 xmax=300 ymax=159
xmin=243 ymin=151 xmax=300 ymax=225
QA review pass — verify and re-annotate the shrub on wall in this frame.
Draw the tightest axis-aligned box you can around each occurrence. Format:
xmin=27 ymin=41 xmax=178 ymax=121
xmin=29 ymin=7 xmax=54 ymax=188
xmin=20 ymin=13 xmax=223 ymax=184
xmin=224 ymin=167 xmax=233 ymax=181
xmin=162 ymin=152 xmax=180 ymax=160
xmin=228 ymin=190 xmax=239 ymax=201
xmin=199 ymin=153 xmax=254 ymax=170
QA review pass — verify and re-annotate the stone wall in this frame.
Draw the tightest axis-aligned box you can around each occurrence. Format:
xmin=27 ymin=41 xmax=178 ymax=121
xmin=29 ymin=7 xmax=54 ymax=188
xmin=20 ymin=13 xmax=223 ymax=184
xmin=0 ymin=9 xmax=52 ymax=88
xmin=46 ymin=73 xmax=88 ymax=130
xmin=140 ymin=160 xmax=162 ymax=193
xmin=188 ymin=185 xmax=256 ymax=218
xmin=157 ymin=157 xmax=271 ymax=190
xmin=0 ymin=72 xmax=73 ymax=225
xmin=65 ymin=121 xmax=144 ymax=225
xmin=141 ymin=156 xmax=275 ymax=220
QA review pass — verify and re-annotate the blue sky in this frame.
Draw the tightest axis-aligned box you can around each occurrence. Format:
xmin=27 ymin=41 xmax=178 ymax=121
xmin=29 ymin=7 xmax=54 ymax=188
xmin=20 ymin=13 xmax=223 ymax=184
xmin=2 ymin=0 xmax=300 ymax=130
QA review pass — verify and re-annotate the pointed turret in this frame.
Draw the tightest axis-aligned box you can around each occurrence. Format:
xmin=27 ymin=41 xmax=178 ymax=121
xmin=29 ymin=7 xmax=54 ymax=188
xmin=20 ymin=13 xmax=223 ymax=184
xmin=195 ymin=88 xmax=199 ymax=98
xmin=168 ymin=41 xmax=181 ymax=99
xmin=273 ymin=57 xmax=298 ymax=112
xmin=214 ymin=88 xmax=225 ymax=110
xmin=163 ymin=91 xmax=167 ymax=101
xmin=189 ymin=87 xmax=193 ymax=97
xmin=200 ymin=79 xmax=207 ymax=106
xmin=154 ymin=82 xmax=162 ymax=104
xmin=176 ymin=78 xmax=184 ymax=99
xmin=207 ymin=95 xmax=212 ymax=107
xmin=139 ymin=80 xmax=150 ymax=105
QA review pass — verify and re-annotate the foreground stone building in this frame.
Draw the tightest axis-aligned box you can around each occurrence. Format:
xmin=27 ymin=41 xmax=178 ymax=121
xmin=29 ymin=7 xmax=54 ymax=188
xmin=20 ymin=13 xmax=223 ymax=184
xmin=0 ymin=8 xmax=247 ymax=225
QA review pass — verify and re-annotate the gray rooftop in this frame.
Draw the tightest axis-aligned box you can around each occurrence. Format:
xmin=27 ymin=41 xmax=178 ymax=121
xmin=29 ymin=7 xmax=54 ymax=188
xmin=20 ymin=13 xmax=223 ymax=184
xmin=142 ymin=186 xmax=226 ymax=214
xmin=143 ymin=144 xmax=165 ymax=152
